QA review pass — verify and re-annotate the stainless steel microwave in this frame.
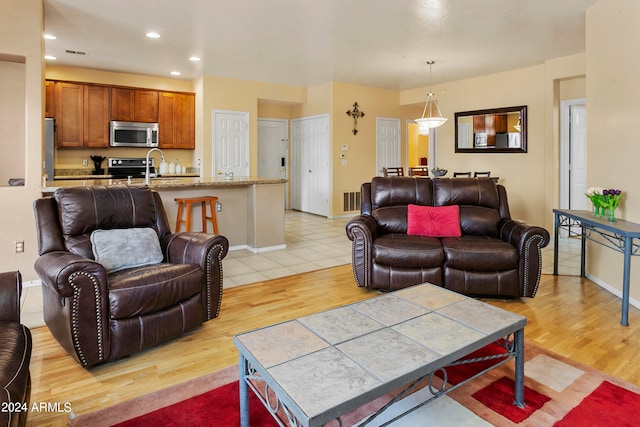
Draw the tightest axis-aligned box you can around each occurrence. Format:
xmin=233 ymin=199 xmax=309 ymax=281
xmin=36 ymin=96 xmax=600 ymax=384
xmin=109 ymin=121 xmax=158 ymax=147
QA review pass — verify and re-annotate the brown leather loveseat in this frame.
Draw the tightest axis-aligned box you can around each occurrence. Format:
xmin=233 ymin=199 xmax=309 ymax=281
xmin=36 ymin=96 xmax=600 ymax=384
xmin=346 ymin=177 xmax=550 ymax=297
xmin=0 ymin=271 xmax=32 ymax=427
xmin=33 ymin=185 xmax=229 ymax=368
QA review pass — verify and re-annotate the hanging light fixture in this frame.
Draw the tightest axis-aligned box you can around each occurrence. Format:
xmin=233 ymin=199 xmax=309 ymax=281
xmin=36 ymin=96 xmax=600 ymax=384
xmin=415 ymin=60 xmax=447 ymax=134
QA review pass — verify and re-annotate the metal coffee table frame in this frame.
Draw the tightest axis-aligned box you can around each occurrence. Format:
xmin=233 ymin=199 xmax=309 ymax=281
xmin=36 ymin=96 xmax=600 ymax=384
xmin=235 ymin=285 xmax=526 ymax=427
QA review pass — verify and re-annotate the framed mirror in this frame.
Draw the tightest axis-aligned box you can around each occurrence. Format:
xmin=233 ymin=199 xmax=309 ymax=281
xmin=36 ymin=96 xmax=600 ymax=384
xmin=455 ymin=105 xmax=527 ymax=153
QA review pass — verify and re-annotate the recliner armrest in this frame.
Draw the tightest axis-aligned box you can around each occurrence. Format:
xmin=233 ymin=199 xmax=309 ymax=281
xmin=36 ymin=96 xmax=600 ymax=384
xmin=0 ymin=271 xmax=21 ymax=323
xmin=163 ymin=232 xmax=229 ymax=267
xmin=33 ymin=251 xmax=109 ymax=298
xmin=164 ymin=232 xmax=229 ymax=321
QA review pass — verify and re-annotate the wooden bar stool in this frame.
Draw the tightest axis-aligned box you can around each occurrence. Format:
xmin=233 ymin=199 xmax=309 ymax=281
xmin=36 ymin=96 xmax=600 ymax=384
xmin=174 ymin=196 xmax=219 ymax=233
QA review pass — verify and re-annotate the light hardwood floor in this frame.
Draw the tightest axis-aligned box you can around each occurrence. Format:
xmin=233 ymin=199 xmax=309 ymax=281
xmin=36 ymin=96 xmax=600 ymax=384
xmin=27 ymin=266 xmax=640 ymax=426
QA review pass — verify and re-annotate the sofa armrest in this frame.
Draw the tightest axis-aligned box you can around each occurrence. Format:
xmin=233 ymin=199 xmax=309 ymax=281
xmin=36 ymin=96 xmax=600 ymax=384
xmin=0 ymin=271 xmax=21 ymax=323
xmin=164 ymin=232 xmax=229 ymax=320
xmin=500 ymin=220 xmax=551 ymax=297
xmin=346 ymin=215 xmax=378 ymax=288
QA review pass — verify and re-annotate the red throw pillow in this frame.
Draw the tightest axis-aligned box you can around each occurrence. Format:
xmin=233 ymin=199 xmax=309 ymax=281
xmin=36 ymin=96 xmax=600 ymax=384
xmin=407 ymin=204 xmax=462 ymax=237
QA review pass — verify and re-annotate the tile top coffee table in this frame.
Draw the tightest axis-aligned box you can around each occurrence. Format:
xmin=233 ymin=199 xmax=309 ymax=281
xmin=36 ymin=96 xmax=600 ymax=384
xmin=234 ymin=283 xmax=527 ymax=427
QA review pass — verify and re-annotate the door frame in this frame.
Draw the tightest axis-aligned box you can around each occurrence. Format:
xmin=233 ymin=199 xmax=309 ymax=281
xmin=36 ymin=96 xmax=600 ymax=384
xmin=212 ymin=109 xmax=249 ymax=177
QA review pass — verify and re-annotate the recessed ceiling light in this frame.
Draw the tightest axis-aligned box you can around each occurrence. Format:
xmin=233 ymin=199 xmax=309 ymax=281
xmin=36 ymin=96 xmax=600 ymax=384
xmin=189 ymin=56 xmax=201 ymax=62
xmin=44 ymin=34 xmax=56 ymax=40
xmin=44 ymin=55 xmax=57 ymax=60
xmin=171 ymin=71 xmax=181 ymax=76
xmin=146 ymin=32 xmax=160 ymax=39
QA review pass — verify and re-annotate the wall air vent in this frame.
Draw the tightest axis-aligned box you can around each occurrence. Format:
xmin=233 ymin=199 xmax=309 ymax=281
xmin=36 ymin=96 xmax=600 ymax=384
xmin=65 ymin=49 xmax=87 ymax=56
xmin=343 ymin=191 xmax=361 ymax=212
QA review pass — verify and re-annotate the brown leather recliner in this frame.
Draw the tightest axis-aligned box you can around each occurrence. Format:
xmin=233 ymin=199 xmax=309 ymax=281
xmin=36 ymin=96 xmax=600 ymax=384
xmin=0 ymin=271 xmax=32 ymax=427
xmin=33 ymin=185 xmax=229 ymax=368
xmin=346 ymin=177 xmax=550 ymax=297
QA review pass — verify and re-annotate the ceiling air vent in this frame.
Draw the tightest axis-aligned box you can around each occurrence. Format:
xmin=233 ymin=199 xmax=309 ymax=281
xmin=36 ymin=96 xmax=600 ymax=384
xmin=65 ymin=49 xmax=87 ymax=56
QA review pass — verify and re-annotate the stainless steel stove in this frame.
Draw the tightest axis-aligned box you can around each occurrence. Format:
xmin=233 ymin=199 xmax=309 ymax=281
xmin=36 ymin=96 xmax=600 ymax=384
xmin=108 ymin=157 xmax=154 ymax=178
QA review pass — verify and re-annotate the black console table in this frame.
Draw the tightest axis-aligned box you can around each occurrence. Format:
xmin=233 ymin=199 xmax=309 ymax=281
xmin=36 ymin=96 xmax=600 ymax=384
xmin=553 ymin=209 xmax=640 ymax=326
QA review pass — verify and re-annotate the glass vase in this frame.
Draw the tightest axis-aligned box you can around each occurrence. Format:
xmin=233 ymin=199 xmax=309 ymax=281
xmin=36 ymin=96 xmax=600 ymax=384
xmin=592 ymin=204 xmax=603 ymax=218
xmin=606 ymin=207 xmax=618 ymax=222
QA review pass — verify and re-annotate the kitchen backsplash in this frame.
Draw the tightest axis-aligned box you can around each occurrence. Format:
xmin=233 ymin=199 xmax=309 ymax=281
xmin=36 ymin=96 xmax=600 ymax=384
xmin=54 ymin=168 xmax=200 ymax=177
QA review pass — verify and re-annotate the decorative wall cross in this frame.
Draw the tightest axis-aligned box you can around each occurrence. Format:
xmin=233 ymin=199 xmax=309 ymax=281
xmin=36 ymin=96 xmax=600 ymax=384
xmin=346 ymin=102 xmax=365 ymax=135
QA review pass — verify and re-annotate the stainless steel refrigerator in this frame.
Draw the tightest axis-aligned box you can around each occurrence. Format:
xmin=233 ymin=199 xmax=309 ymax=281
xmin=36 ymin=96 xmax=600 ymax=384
xmin=44 ymin=118 xmax=55 ymax=181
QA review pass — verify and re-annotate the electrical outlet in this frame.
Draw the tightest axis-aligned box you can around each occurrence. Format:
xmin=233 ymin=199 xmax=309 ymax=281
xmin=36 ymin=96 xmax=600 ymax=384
xmin=82 ymin=159 xmax=88 ymax=166
xmin=215 ymin=202 xmax=222 ymax=212
xmin=14 ymin=241 xmax=24 ymax=253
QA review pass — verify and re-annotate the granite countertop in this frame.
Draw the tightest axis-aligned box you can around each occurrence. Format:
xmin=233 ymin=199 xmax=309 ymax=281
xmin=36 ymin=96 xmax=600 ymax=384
xmin=42 ymin=176 xmax=287 ymax=194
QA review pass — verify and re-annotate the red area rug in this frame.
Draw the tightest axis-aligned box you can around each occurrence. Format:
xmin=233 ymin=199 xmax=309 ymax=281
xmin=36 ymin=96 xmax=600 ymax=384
xmin=69 ymin=343 xmax=640 ymax=427
xmin=111 ymin=380 xmax=277 ymax=427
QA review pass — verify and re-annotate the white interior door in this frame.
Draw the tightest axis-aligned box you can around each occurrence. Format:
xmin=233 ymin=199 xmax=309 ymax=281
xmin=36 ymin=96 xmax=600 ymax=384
xmin=213 ymin=110 xmax=249 ymax=177
xmin=376 ymin=117 xmax=401 ymax=175
xmin=560 ymin=99 xmax=587 ymax=210
xmin=569 ymin=104 xmax=587 ymax=209
xmin=291 ymin=114 xmax=330 ymax=216
xmin=258 ymin=118 xmax=289 ymax=208
xmin=258 ymin=119 xmax=288 ymax=179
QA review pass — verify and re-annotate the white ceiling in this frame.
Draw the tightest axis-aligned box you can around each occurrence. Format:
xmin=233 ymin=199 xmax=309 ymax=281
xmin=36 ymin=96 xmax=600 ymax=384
xmin=43 ymin=0 xmax=597 ymax=91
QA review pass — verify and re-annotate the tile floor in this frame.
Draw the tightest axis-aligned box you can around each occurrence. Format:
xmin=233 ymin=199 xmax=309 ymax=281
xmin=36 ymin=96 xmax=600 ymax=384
xmin=19 ymin=211 xmax=580 ymax=329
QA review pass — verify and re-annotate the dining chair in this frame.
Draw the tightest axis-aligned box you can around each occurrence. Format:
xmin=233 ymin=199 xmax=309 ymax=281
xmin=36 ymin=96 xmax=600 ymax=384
xmin=474 ymin=171 xmax=491 ymax=177
xmin=383 ymin=167 xmax=404 ymax=177
xmin=453 ymin=172 xmax=472 ymax=177
xmin=408 ymin=166 xmax=429 ymax=177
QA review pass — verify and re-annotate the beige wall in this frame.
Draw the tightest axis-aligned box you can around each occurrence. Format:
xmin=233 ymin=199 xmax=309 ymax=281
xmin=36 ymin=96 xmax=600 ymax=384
xmin=401 ymin=66 xmax=548 ymax=225
xmin=586 ymin=0 xmax=640 ymax=303
xmin=0 ymin=0 xmax=43 ymax=280
xmin=331 ymin=82 xmax=402 ymax=216
xmin=200 ymin=75 xmax=307 ymax=179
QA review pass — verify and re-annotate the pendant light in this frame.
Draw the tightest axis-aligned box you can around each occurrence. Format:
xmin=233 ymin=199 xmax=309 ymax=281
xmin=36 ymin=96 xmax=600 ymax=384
xmin=415 ymin=60 xmax=447 ymax=134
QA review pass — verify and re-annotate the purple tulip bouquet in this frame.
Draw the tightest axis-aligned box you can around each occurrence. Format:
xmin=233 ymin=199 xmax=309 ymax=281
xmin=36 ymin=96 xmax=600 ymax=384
xmin=586 ymin=187 xmax=622 ymax=221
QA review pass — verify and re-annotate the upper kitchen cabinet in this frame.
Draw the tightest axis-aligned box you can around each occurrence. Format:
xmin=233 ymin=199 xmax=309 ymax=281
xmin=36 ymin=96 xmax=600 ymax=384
xmin=54 ymin=81 xmax=110 ymax=148
xmin=159 ymin=92 xmax=195 ymax=149
xmin=111 ymin=87 xmax=158 ymax=122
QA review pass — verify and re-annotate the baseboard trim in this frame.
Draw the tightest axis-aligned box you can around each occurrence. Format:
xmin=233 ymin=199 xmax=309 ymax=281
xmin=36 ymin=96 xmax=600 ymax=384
xmin=23 ymin=279 xmax=42 ymax=288
xmin=228 ymin=244 xmax=287 ymax=253
xmin=586 ymin=273 xmax=640 ymax=310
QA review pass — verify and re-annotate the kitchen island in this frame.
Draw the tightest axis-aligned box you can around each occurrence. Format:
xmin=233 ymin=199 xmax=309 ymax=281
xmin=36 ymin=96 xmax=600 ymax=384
xmin=43 ymin=176 xmax=287 ymax=251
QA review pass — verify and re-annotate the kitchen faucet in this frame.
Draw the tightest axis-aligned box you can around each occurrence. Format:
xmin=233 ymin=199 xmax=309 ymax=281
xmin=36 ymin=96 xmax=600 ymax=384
xmin=145 ymin=148 xmax=165 ymax=185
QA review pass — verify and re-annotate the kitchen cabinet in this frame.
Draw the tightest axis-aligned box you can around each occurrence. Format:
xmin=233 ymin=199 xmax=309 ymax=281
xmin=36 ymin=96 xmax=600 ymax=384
xmin=47 ymin=80 xmax=195 ymax=149
xmin=111 ymin=88 xmax=158 ymax=122
xmin=45 ymin=80 xmax=55 ymax=118
xmin=159 ymin=92 xmax=195 ymax=149
xmin=84 ymin=85 xmax=111 ymax=147
xmin=472 ymin=114 xmax=508 ymax=146
xmin=54 ymin=82 xmax=110 ymax=148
